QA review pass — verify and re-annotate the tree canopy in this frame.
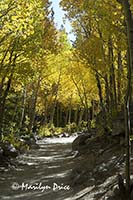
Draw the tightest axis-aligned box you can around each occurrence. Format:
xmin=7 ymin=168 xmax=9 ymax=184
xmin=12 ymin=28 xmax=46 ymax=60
xmin=0 ymin=0 xmax=133 ymax=137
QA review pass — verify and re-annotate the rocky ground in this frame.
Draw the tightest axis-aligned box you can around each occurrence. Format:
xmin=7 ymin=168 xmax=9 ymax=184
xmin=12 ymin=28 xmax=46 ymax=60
xmin=70 ymin=132 xmax=133 ymax=200
xmin=0 ymin=136 xmax=39 ymax=170
xmin=0 ymin=130 xmax=132 ymax=199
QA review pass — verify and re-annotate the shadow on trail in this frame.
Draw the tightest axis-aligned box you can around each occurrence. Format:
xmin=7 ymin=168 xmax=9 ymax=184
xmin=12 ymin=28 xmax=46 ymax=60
xmin=0 ymin=136 xmax=79 ymax=200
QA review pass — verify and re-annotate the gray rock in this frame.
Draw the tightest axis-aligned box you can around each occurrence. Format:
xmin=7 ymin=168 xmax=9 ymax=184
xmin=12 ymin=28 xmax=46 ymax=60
xmin=72 ymin=134 xmax=91 ymax=152
xmin=0 ymin=146 xmax=3 ymax=154
xmin=3 ymin=143 xmax=18 ymax=158
xmin=112 ymin=119 xmax=125 ymax=136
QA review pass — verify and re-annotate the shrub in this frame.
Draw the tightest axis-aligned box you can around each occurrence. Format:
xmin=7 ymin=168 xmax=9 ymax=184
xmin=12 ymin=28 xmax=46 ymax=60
xmin=2 ymin=132 xmax=29 ymax=151
xmin=64 ymin=122 xmax=78 ymax=133
xmin=38 ymin=123 xmax=63 ymax=137
xmin=78 ymin=120 xmax=88 ymax=132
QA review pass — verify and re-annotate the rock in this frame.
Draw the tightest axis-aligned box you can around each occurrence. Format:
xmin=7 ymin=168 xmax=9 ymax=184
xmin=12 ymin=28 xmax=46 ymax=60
xmin=0 ymin=146 xmax=3 ymax=155
xmin=120 ymin=137 xmax=125 ymax=145
xmin=2 ymin=143 xmax=18 ymax=158
xmin=71 ymin=170 xmax=89 ymax=186
xmin=112 ymin=118 xmax=125 ymax=136
xmin=35 ymin=135 xmax=42 ymax=140
xmin=71 ymin=150 xmax=79 ymax=158
xmin=72 ymin=133 xmax=91 ymax=152
xmin=72 ymin=132 xmax=78 ymax=137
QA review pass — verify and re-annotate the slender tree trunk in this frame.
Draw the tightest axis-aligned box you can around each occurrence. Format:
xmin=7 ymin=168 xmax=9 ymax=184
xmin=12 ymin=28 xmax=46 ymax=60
xmin=44 ymin=96 xmax=48 ymax=125
xmin=84 ymin=108 xmax=88 ymax=122
xmin=120 ymin=0 xmax=133 ymax=84
xmin=50 ymin=70 xmax=61 ymax=125
xmin=117 ymin=51 xmax=123 ymax=106
xmin=0 ymin=52 xmax=16 ymax=134
xmin=125 ymin=97 xmax=131 ymax=198
xmin=65 ymin=109 xmax=68 ymax=126
xmin=95 ymin=73 xmax=104 ymax=111
xmin=68 ymin=95 xmax=72 ymax=124
xmin=0 ymin=76 xmax=6 ymax=97
xmin=124 ymin=46 xmax=132 ymax=199
xmin=105 ymin=74 xmax=110 ymax=112
xmin=56 ymin=103 xmax=59 ymax=127
xmin=68 ymin=106 xmax=72 ymax=124
xmin=78 ymin=108 xmax=84 ymax=126
xmin=89 ymin=106 xmax=93 ymax=121
xmin=20 ymin=86 xmax=27 ymax=130
xmin=117 ymin=0 xmax=133 ymax=197
xmin=0 ymin=73 xmax=13 ymax=135
xmin=28 ymin=78 xmax=40 ymax=134
xmin=59 ymin=104 xmax=62 ymax=127
xmin=71 ymin=75 xmax=86 ymax=108
xmin=81 ymin=79 xmax=89 ymax=121
xmin=50 ymin=103 xmax=56 ymax=125
xmin=108 ymin=38 xmax=117 ymax=113
xmin=74 ymin=107 xmax=78 ymax=124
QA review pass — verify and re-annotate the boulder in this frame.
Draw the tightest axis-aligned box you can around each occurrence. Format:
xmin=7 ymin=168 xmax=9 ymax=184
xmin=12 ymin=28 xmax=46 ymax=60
xmin=112 ymin=111 xmax=125 ymax=136
xmin=72 ymin=133 xmax=91 ymax=152
xmin=112 ymin=120 xmax=125 ymax=136
xmin=0 ymin=146 xmax=3 ymax=155
xmin=2 ymin=143 xmax=18 ymax=158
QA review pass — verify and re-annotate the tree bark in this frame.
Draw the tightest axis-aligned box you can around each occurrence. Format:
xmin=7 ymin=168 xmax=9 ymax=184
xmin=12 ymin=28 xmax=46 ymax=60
xmin=28 ymin=77 xmax=40 ymax=134
xmin=108 ymin=38 xmax=117 ymax=113
xmin=105 ymin=74 xmax=110 ymax=112
xmin=20 ymin=86 xmax=27 ymax=130
xmin=74 ymin=107 xmax=78 ymax=124
xmin=78 ymin=108 xmax=84 ymax=126
xmin=117 ymin=0 xmax=133 ymax=197
xmin=95 ymin=73 xmax=104 ymax=111
xmin=68 ymin=95 xmax=72 ymax=124
xmin=49 ymin=70 xmax=61 ymax=125
xmin=0 ymin=73 xmax=13 ymax=135
xmin=118 ymin=0 xmax=133 ymax=95
xmin=117 ymin=51 xmax=123 ymax=106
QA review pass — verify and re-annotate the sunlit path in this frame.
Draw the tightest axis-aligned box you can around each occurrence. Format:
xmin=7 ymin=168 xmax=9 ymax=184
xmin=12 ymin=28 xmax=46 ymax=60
xmin=0 ymin=137 xmax=77 ymax=200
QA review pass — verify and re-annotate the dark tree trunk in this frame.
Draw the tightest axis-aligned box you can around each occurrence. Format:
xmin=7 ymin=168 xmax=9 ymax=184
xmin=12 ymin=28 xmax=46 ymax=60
xmin=20 ymin=86 xmax=27 ymax=130
xmin=28 ymin=78 xmax=40 ymax=134
xmin=108 ymin=38 xmax=117 ymax=113
xmin=78 ymin=108 xmax=84 ymax=126
xmin=50 ymin=70 xmax=61 ymax=125
xmin=117 ymin=51 xmax=123 ymax=106
xmin=0 ymin=73 xmax=13 ymax=135
xmin=117 ymin=0 xmax=133 ymax=197
xmin=56 ymin=104 xmax=59 ymax=127
xmin=105 ymin=74 xmax=110 ymax=112
xmin=74 ymin=107 xmax=78 ymax=124
xmin=95 ymin=73 xmax=104 ymax=111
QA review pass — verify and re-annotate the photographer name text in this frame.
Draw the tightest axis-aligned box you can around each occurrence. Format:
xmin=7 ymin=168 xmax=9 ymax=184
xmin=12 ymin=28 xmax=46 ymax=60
xmin=11 ymin=182 xmax=71 ymax=192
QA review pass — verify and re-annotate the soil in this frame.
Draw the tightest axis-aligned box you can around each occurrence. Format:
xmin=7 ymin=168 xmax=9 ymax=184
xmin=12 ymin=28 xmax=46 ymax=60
xmin=70 ymin=133 xmax=130 ymax=199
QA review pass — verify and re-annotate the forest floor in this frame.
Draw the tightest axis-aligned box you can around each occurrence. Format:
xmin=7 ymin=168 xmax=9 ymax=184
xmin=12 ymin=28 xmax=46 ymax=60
xmin=0 ymin=131 xmax=131 ymax=199
xmin=0 ymin=137 xmax=39 ymax=170
xmin=70 ymin=132 xmax=131 ymax=200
